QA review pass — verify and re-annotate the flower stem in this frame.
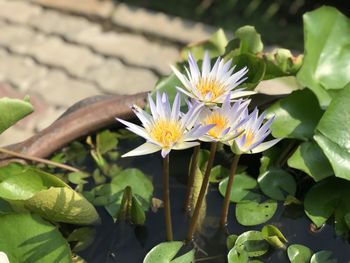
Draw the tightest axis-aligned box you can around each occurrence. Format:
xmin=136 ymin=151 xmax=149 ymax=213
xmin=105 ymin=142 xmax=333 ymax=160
xmin=187 ymin=142 xmax=217 ymax=242
xmin=163 ymin=154 xmax=173 ymax=241
xmin=184 ymin=144 xmax=201 ymax=213
xmin=220 ymin=154 xmax=240 ymax=227
xmin=0 ymin=147 xmax=80 ymax=173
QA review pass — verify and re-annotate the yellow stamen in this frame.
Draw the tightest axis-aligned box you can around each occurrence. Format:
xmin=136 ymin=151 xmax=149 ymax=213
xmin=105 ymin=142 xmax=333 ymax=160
xmin=148 ymin=119 xmax=182 ymax=147
xmin=237 ymin=129 xmax=255 ymax=148
xmin=196 ymin=77 xmax=225 ymax=101
xmin=202 ymin=112 xmax=228 ymax=138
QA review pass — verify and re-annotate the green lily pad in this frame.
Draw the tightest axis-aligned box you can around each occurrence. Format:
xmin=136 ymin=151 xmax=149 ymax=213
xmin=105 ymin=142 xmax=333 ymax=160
xmin=0 ymin=213 xmax=71 ymax=263
xmin=0 ymin=96 xmax=33 ymax=134
xmin=67 ymin=227 xmax=95 ymax=252
xmin=143 ymin=241 xmax=194 ymax=263
xmin=287 ymin=141 xmax=333 ymax=182
xmin=258 ymin=168 xmax=296 ymax=201
xmin=227 ymin=248 xmax=249 ymax=263
xmin=310 ymin=251 xmax=337 ymax=263
xmin=234 ymin=231 xmax=269 ymax=257
xmin=96 ymin=130 xmax=119 ymax=155
xmin=227 ymin=234 xmax=239 ymax=250
xmin=297 ymin=6 xmax=350 ymax=107
xmin=261 ymin=224 xmax=288 ymax=249
xmin=266 ymin=89 xmax=323 ymax=140
xmin=287 ymin=244 xmax=313 ymax=263
xmin=209 ymin=165 xmax=229 ymax=183
xmin=219 ymin=173 xmax=261 ymax=203
xmin=314 ymin=84 xmax=350 ymax=181
xmin=236 ymin=199 xmax=278 ymax=226
xmin=231 ymin=25 xmax=263 ymax=54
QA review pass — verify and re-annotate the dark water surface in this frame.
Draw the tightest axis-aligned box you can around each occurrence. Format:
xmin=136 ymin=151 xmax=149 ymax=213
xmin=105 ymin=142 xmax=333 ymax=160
xmin=78 ymin=144 xmax=350 ymax=263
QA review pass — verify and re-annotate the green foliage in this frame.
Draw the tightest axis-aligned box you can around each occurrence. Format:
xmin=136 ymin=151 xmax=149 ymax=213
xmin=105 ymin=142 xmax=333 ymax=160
xmin=236 ymin=199 xmax=277 ymax=226
xmin=143 ymin=241 xmax=194 ymax=263
xmin=234 ymin=231 xmax=269 ymax=257
xmin=0 ymin=213 xmax=72 ymax=263
xmin=261 ymin=224 xmax=287 ymax=249
xmin=310 ymin=251 xmax=337 ymax=263
xmin=287 ymin=244 xmax=313 ymax=263
xmin=0 ymin=96 xmax=33 ymax=134
xmin=297 ymin=6 xmax=350 ymax=108
xmin=67 ymin=227 xmax=95 ymax=252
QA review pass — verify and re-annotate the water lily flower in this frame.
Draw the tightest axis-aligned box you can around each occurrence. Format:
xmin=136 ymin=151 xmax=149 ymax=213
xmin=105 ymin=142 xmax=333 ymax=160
xmin=171 ymin=52 xmax=255 ymax=105
xmin=232 ymin=108 xmax=281 ymax=154
xmin=199 ymin=95 xmax=250 ymax=143
xmin=117 ymin=92 xmax=214 ymax=158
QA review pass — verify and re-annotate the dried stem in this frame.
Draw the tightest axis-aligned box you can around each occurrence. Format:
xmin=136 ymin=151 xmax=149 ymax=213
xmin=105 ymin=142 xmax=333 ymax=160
xmin=0 ymin=147 xmax=80 ymax=173
xmin=163 ymin=154 xmax=173 ymax=241
xmin=220 ymin=154 xmax=240 ymax=227
xmin=187 ymin=142 xmax=217 ymax=242
xmin=184 ymin=144 xmax=201 ymax=213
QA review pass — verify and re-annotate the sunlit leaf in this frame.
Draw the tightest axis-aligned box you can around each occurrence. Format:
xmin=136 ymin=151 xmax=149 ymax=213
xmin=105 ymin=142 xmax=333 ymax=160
xmin=231 ymin=25 xmax=263 ymax=54
xmin=310 ymin=251 xmax=337 ymax=263
xmin=287 ymin=244 xmax=313 ymax=263
xmin=67 ymin=227 xmax=95 ymax=252
xmin=143 ymin=241 xmax=194 ymax=263
xmin=236 ymin=199 xmax=277 ymax=226
xmin=261 ymin=224 xmax=287 ymax=249
xmin=234 ymin=231 xmax=269 ymax=257
xmin=96 ymin=130 xmax=119 ymax=155
xmin=227 ymin=248 xmax=249 ymax=263
xmin=209 ymin=165 xmax=229 ymax=183
xmin=227 ymin=234 xmax=239 ymax=250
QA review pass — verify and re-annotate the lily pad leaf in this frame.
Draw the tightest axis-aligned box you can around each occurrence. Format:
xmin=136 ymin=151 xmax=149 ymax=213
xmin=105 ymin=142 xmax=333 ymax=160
xmin=297 ymin=6 xmax=350 ymax=107
xmin=287 ymin=244 xmax=313 ymax=263
xmin=314 ymin=84 xmax=350 ymax=180
xmin=310 ymin=251 xmax=337 ymax=263
xmin=67 ymin=227 xmax=95 ymax=252
xmin=258 ymin=168 xmax=296 ymax=201
xmin=228 ymin=25 xmax=263 ymax=54
xmin=219 ymin=173 xmax=261 ymax=203
xmin=227 ymin=234 xmax=239 ymax=250
xmin=0 ymin=96 xmax=33 ymax=134
xmin=96 ymin=130 xmax=119 ymax=155
xmin=0 ymin=213 xmax=71 ymax=263
xmin=227 ymin=248 xmax=249 ymax=263
xmin=234 ymin=231 xmax=269 ymax=257
xmin=143 ymin=241 xmax=194 ymax=263
xmin=236 ymin=199 xmax=277 ymax=226
xmin=266 ymin=89 xmax=323 ymax=140
xmin=261 ymin=225 xmax=287 ymax=249
xmin=209 ymin=165 xmax=229 ymax=183
xmin=25 ymin=187 xmax=100 ymax=225
xmin=288 ymin=141 xmax=333 ymax=182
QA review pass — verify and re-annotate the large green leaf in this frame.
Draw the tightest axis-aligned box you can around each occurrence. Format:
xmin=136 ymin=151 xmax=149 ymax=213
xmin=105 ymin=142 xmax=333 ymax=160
xmin=227 ymin=248 xmax=249 ymax=263
xmin=219 ymin=173 xmax=260 ymax=203
xmin=0 ymin=213 xmax=71 ymax=263
xmin=143 ymin=241 xmax=194 ymax=263
xmin=25 ymin=187 xmax=100 ymax=225
xmin=236 ymin=199 xmax=277 ymax=226
xmin=287 ymin=244 xmax=313 ymax=263
xmin=266 ymin=89 xmax=323 ymax=140
xmin=304 ymin=177 xmax=350 ymax=228
xmin=314 ymin=84 xmax=350 ymax=180
xmin=261 ymin=224 xmax=287 ymax=249
xmin=287 ymin=141 xmax=333 ymax=181
xmin=310 ymin=251 xmax=337 ymax=263
xmin=0 ymin=97 xmax=33 ymax=134
xmin=232 ymin=25 xmax=263 ymax=54
xmin=234 ymin=231 xmax=269 ymax=257
xmin=297 ymin=6 xmax=350 ymax=107
xmin=180 ymin=29 xmax=228 ymax=60
xmin=258 ymin=168 xmax=296 ymax=201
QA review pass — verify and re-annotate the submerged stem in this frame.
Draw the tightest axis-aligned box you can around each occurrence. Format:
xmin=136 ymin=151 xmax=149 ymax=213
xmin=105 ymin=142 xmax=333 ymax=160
xmin=184 ymin=144 xmax=201 ymax=213
xmin=220 ymin=154 xmax=240 ymax=227
xmin=163 ymin=154 xmax=173 ymax=241
xmin=187 ymin=142 xmax=217 ymax=242
xmin=0 ymin=147 xmax=80 ymax=173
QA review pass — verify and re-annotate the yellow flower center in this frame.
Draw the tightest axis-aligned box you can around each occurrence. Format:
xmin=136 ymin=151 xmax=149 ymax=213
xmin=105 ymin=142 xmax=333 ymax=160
xmin=148 ymin=119 xmax=182 ymax=147
xmin=237 ymin=128 xmax=255 ymax=148
xmin=196 ymin=77 xmax=225 ymax=101
xmin=202 ymin=112 xmax=228 ymax=138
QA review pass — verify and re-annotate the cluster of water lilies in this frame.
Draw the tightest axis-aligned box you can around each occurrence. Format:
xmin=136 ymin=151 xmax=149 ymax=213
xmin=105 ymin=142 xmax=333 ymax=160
xmin=117 ymin=52 xmax=280 ymax=242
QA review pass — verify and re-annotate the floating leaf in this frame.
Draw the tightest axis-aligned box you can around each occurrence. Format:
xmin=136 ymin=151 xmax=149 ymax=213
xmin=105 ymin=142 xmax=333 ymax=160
xmin=219 ymin=173 xmax=261 ymax=203
xmin=180 ymin=29 xmax=228 ymax=60
xmin=236 ymin=199 xmax=277 ymax=226
xmin=310 ymin=251 xmax=337 ymax=263
xmin=287 ymin=141 xmax=333 ymax=181
xmin=266 ymin=89 xmax=323 ymax=140
xmin=297 ymin=7 xmax=350 ymax=107
xmin=209 ymin=165 xmax=229 ymax=183
xmin=227 ymin=248 xmax=249 ymax=263
xmin=25 ymin=187 xmax=100 ymax=225
xmin=96 ymin=130 xmax=119 ymax=155
xmin=287 ymin=244 xmax=313 ymax=263
xmin=143 ymin=241 xmax=194 ymax=263
xmin=0 ymin=213 xmax=71 ymax=262
xmin=234 ymin=231 xmax=269 ymax=257
xmin=68 ymin=172 xmax=89 ymax=185
xmin=0 ymin=97 xmax=33 ymax=134
xmin=227 ymin=234 xmax=239 ymax=250
xmin=258 ymin=168 xmax=296 ymax=201
xmin=314 ymin=84 xmax=350 ymax=180
xmin=261 ymin=225 xmax=287 ymax=249
xmin=67 ymin=227 xmax=95 ymax=252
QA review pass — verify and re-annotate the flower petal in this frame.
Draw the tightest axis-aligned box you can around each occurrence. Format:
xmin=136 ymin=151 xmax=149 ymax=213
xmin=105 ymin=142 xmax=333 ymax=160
xmin=122 ymin=142 xmax=161 ymax=157
xmin=116 ymin=118 xmax=150 ymax=140
xmin=173 ymin=141 xmax=200 ymax=150
xmin=250 ymin=138 xmax=282 ymax=154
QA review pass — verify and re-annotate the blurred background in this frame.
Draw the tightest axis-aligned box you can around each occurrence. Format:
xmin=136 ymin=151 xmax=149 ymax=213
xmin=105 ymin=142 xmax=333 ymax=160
xmin=0 ymin=0 xmax=348 ymax=146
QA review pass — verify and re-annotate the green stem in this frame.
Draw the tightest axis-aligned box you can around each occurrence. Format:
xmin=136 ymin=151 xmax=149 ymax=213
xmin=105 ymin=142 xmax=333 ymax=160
xmin=187 ymin=142 xmax=217 ymax=242
xmin=220 ymin=154 xmax=240 ymax=227
xmin=184 ymin=144 xmax=201 ymax=213
xmin=163 ymin=154 xmax=173 ymax=241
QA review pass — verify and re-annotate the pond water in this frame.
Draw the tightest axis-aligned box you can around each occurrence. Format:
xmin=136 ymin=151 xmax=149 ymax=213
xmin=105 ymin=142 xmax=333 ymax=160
xmin=77 ymin=139 xmax=350 ymax=263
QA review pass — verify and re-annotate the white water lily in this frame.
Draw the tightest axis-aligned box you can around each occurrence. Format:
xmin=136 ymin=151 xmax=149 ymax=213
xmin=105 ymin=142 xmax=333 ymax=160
xmin=171 ymin=52 xmax=255 ymax=105
xmin=117 ymin=92 xmax=214 ymax=158
xmin=232 ymin=108 xmax=281 ymax=154
xmin=0 ymin=252 xmax=9 ymax=263
xmin=199 ymin=95 xmax=250 ymax=143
